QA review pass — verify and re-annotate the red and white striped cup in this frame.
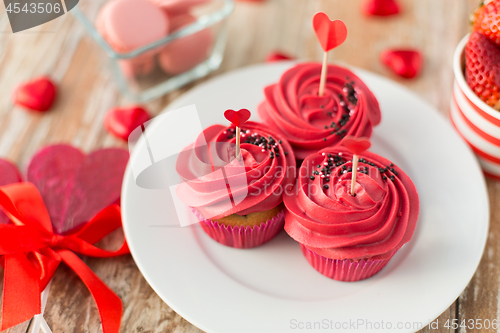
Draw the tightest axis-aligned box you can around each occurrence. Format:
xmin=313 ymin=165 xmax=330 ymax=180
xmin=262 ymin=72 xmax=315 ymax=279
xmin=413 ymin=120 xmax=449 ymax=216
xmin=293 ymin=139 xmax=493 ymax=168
xmin=450 ymin=34 xmax=500 ymax=180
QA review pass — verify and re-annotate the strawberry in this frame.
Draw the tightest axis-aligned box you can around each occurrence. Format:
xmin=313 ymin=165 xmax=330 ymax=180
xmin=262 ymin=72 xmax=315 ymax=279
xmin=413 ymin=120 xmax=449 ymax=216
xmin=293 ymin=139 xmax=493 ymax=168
xmin=473 ymin=0 xmax=500 ymax=46
xmin=465 ymin=32 xmax=500 ymax=109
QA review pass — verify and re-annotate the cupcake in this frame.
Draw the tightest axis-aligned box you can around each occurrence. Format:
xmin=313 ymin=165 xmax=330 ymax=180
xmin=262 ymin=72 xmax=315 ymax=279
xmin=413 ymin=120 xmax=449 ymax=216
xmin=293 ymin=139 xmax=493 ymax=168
xmin=176 ymin=121 xmax=296 ymax=248
xmin=257 ymin=63 xmax=381 ymax=160
xmin=284 ymin=147 xmax=419 ymax=281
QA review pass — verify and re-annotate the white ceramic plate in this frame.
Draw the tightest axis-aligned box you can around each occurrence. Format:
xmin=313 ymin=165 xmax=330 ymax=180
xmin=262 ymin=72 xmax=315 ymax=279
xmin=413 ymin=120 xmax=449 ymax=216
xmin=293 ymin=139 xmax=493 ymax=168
xmin=121 ymin=62 xmax=489 ymax=333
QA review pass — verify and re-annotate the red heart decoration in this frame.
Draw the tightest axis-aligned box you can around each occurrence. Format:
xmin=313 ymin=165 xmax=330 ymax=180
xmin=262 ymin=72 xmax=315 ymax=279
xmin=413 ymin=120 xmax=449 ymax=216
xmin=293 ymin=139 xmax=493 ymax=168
xmin=104 ymin=106 xmax=150 ymax=141
xmin=266 ymin=51 xmax=294 ymax=62
xmin=13 ymin=77 xmax=57 ymax=112
xmin=342 ymin=136 xmax=371 ymax=155
xmin=312 ymin=12 xmax=348 ymax=52
xmin=224 ymin=109 xmax=251 ymax=127
xmin=0 ymin=159 xmax=23 ymax=224
xmin=381 ymin=49 xmax=423 ymax=79
xmin=26 ymin=145 xmax=129 ymax=234
xmin=362 ymin=0 xmax=400 ymax=17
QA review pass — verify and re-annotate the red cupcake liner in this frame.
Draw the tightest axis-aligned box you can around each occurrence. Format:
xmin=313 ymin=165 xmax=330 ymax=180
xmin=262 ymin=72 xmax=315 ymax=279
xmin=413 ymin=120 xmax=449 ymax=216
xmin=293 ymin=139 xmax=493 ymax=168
xmin=191 ymin=208 xmax=285 ymax=249
xmin=300 ymin=245 xmax=394 ymax=282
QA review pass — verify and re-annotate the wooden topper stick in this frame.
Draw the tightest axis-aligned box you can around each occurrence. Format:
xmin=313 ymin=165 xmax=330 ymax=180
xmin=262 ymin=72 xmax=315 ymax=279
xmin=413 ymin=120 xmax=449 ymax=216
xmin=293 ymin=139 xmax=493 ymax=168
xmin=341 ymin=136 xmax=371 ymax=196
xmin=351 ymin=154 xmax=359 ymax=196
xmin=312 ymin=12 xmax=348 ymax=97
xmin=319 ymin=52 xmax=328 ymax=97
xmin=224 ymin=109 xmax=251 ymax=159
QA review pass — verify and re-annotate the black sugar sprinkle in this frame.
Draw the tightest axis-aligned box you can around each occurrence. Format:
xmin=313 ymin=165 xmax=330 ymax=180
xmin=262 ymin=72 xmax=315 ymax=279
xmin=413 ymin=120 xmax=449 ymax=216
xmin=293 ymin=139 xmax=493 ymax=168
xmin=310 ymin=176 xmax=315 ymax=180
xmin=324 ymin=185 xmax=329 ymax=189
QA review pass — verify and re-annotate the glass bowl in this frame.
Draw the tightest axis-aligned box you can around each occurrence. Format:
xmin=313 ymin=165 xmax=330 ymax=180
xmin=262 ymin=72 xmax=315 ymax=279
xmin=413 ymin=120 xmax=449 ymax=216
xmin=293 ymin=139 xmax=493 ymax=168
xmin=72 ymin=0 xmax=234 ymax=102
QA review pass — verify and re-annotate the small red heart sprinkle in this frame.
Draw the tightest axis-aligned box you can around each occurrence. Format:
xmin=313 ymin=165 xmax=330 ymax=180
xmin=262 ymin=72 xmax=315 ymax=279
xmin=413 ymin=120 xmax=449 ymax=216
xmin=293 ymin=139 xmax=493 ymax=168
xmin=342 ymin=136 xmax=371 ymax=155
xmin=13 ymin=77 xmax=57 ymax=112
xmin=381 ymin=49 xmax=423 ymax=79
xmin=224 ymin=109 xmax=251 ymax=127
xmin=362 ymin=0 xmax=400 ymax=17
xmin=104 ymin=106 xmax=150 ymax=141
xmin=266 ymin=51 xmax=294 ymax=62
xmin=312 ymin=12 xmax=348 ymax=52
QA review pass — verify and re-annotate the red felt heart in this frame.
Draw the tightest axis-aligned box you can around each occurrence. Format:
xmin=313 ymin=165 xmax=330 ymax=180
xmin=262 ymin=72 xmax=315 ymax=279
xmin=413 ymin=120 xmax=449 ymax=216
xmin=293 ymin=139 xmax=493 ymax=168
xmin=13 ymin=77 xmax=57 ymax=112
xmin=224 ymin=109 xmax=251 ymax=127
xmin=312 ymin=12 xmax=348 ymax=52
xmin=104 ymin=106 xmax=150 ymax=141
xmin=362 ymin=0 xmax=400 ymax=17
xmin=266 ymin=51 xmax=294 ymax=62
xmin=0 ymin=159 xmax=23 ymax=224
xmin=342 ymin=136 xmax=371 ymax=155
xmin=26 ymin=145 xmax=129 ymax=234
xmin=381 ymin=49 xmax=423 ymax=79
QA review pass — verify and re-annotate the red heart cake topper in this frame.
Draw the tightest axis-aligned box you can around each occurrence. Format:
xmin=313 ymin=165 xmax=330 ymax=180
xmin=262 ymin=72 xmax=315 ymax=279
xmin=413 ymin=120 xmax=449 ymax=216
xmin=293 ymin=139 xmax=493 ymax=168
xmin=342 ymin=136 xmax=371 ymax=155
xmin=224 ymin=109 xmax=251 ymax=127
xmin=313 ymin=12 xmax=348 ymax=52
xmin=13 ymin=77 xmax=57 ymax=112
xmin=381 ymin=49 xmax=422 ymax=79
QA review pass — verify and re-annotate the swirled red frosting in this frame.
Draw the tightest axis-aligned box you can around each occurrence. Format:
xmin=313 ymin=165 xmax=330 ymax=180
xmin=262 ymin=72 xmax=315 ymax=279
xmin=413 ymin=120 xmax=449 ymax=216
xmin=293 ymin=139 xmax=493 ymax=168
xmin=258 ymin=63 xmax=381 ymax=160
xmin=176 ymin=121 xmax=296 ymax=219
xmin=284 ymin=147 xmax=419 ymax=260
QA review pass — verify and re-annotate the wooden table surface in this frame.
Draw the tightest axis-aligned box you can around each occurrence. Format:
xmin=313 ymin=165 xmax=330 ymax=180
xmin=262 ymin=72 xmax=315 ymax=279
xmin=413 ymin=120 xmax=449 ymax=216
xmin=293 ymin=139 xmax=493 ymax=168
xmin=0 ymin=0 xmax=498 ymax=332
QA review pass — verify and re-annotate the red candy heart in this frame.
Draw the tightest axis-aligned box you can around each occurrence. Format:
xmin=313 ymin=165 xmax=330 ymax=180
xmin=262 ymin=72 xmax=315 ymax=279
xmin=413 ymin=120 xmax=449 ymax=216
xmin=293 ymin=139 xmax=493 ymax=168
xmin=13 ymin=77 xmax=57 ymax=112
xmin=362 ymin=0 xmax=400 ymax=17
xmin=27 ymin=145 xmax=129 ymax=234
xmin=342 ymin=136 xmax=371 ymax=155
xmin=224 ymin=109 xmax=251 ymax=127
xmin=266 ymin=51 xmax=294 ymax=62
xmin=104 ymin=106 xmax=150 ymax=141
xmin=312 ymin=12 xmax=348 ymax=52
xmin=0 ymin=159 xmax=23 ymax=224
xmin=381 ymin=49 xmax=423 ymax=79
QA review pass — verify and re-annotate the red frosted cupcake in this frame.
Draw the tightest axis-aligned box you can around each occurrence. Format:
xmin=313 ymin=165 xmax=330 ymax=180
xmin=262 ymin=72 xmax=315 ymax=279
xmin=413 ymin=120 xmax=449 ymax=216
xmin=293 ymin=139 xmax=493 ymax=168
xmin=258 ymin=63 xmax=381 ymax=160
xmin=284 ymin=147 xmax=419 ymax=281
xmin=176 ymin=121 xmax=296 ymax=248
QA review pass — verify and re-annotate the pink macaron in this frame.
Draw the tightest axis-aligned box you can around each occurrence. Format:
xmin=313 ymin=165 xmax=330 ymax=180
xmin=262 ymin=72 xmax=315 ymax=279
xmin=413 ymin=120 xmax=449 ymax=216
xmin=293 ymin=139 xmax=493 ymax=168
xmin=148 ymin=0 xmax=211 ymax=15
xmin=96 ymin=0 xmax=170 ymax=77
xmin=158 ymin=14 xmax=214 ymax=75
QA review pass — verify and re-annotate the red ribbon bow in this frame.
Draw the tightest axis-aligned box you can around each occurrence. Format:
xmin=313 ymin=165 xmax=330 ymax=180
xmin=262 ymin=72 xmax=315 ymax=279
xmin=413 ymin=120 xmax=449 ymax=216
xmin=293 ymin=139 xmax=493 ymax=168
xmin=0 ymin=182 xmax=130 ymax=332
